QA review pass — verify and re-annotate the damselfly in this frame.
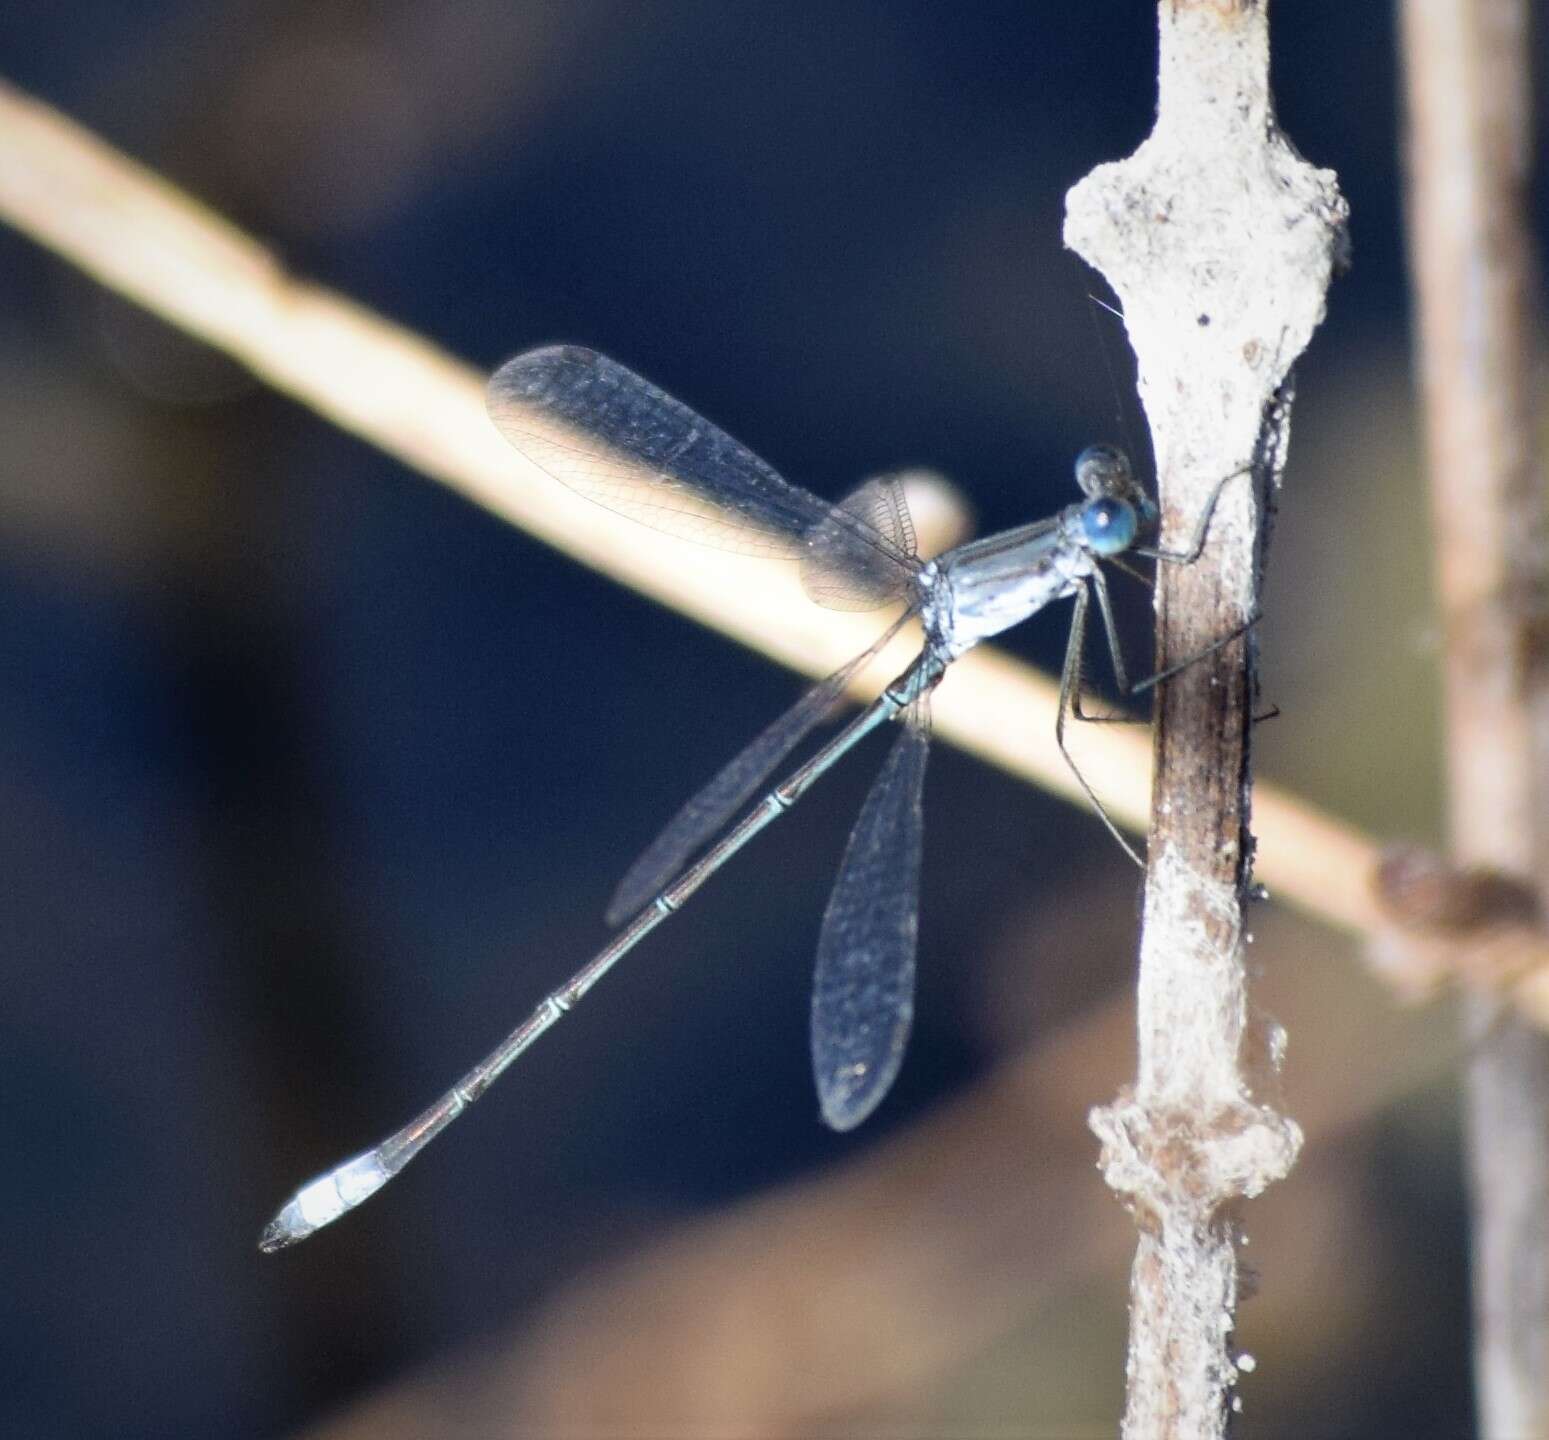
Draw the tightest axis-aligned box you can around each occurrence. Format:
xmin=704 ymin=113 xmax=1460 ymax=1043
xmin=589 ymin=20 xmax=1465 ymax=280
xmin=260 ymin=346 xmax=1243 ymax=1250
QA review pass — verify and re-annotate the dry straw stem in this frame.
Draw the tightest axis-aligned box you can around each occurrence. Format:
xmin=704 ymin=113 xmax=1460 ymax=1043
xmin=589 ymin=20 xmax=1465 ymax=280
xmin=1065 ymin=3 xmax=1345 ymax=1435
xmin=0 ymin=77 xmax=1544 ymax=1014
xmin=1402 ymin=1 xmax=1549 ymax=1435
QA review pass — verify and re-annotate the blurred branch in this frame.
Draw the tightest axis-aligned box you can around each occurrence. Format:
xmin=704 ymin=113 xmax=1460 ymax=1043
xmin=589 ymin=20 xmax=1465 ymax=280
xmin=1400 ymin=2 xmax=1549 ymax=1436
xmin=1066 ymin=3 xmax=1344 ymax=1432
xmin=1371 ymin=846 xmax=1549 ymax=1009
xmin=0 ymin=74 xmax=1545 ymax=1027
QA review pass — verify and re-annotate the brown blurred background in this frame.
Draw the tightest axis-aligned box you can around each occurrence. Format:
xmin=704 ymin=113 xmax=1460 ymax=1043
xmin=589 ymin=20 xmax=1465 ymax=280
xmin=0 ymin=3 xmax=1501 ymax=1436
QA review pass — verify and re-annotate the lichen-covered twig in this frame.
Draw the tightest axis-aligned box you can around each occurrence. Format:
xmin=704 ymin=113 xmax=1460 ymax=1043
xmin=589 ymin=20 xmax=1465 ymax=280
xmin=1064 ymin=3 xmax=1346 ymax=1433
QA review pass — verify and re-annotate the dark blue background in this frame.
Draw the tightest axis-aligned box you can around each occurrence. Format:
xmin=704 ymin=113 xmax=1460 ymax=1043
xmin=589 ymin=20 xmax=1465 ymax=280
xmin=0 ymin=3 xmax=1513 ymax=1436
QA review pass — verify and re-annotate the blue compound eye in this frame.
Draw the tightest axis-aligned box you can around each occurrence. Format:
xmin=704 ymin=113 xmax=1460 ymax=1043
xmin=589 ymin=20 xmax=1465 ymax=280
xmin=1081 ymin=497 xmax=1137 ymax=555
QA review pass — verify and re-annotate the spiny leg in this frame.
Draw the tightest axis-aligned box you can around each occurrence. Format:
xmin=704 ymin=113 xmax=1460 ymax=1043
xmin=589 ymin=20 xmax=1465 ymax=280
xmin=1068 ymin=565 xmax=1142 ymax=726
xmin=1097 ymin=456 xmax=1266 ymax=706
xmin=1134 ymin=461 xmax=1255 ymax=567
xmin=1058 ymin=463 xmax=1266 ymax=861
xmin=1056 ymin=558 xmax=1259 ymax=863
xmin=1127 ymin=610 xmax=1260 ymax=699
xmin=1054 ymin=581 xmax=1144 ymax=867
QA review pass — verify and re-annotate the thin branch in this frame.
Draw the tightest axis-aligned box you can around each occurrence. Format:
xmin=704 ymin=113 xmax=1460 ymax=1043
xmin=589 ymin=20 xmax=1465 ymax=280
xmin=4 ymin=72 xmax=1548 ymax=1041
xmin=1065 ymin=3 xmax=1346 ymax=1434
xmin=1400 ymin=2 xmax=1549 ymax=1435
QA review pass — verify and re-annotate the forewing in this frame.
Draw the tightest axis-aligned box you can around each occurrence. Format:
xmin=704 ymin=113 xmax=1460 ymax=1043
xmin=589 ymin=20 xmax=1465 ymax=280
xmin=810 ymin=701 xmax=930 ymax=1130
xmin=488 ymin=347 xmax=915 ymax=591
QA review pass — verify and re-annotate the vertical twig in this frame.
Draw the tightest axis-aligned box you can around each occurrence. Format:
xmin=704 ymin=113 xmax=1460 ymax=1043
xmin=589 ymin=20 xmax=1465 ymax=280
xmin=1400 ymin=3 xmax=1549 ymax=1435
xmin=1064 ymin=3 xmax=1346 ymax=1434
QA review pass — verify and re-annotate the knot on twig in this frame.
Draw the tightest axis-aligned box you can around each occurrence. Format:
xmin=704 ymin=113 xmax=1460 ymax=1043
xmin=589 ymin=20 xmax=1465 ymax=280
xmin=1369 ymin=844 xmax=1549 ymax=1012
xmin=1088 ymin=1091 xmax=1302 ymax=1231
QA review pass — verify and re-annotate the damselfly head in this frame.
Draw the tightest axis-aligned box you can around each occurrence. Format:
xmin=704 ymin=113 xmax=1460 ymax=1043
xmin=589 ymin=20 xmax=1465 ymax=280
xmin=1074 ymin=443 xmax=1157 ymax=548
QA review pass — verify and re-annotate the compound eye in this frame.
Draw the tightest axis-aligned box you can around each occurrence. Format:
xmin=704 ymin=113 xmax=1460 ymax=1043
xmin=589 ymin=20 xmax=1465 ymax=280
xmin=1074 ymin=444 xmax=1132 ymax=496
xmin=1081 ymin=496 xmax=1138 ymax=555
